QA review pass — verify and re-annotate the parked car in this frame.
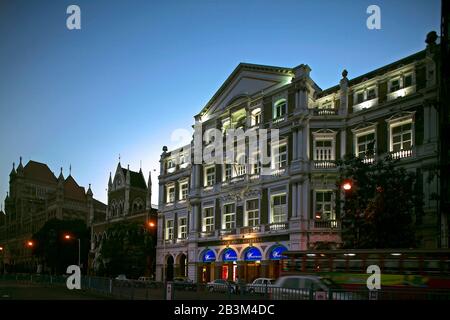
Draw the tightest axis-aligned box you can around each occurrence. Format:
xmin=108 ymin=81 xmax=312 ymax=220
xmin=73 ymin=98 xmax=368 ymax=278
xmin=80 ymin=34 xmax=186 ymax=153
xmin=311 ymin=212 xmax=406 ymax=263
xmin=172 ymin=277 xmax=197 ymax=291
xmin=246 ymin=278 xmax=275 ymax=294
xmin=115 ymin=274 xmax=132 ymax=287
xmin=136 ymin=276 xmax=159 ymax=288
xmin=270 ymin=275 xmax=356 ymax=300
xmin=206 ymin=279 xmax=237 ymax=294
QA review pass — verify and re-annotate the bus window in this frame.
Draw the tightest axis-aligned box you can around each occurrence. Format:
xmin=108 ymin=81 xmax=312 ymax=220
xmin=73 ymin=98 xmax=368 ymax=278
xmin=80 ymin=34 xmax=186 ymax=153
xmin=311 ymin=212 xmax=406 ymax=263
xmin=348 ymin=259 xmax=363 ymax=273
xmin=384 ymin=259 xmax=399 ymax=274
xmin=334 ymin=259 xmax=346 ymax=272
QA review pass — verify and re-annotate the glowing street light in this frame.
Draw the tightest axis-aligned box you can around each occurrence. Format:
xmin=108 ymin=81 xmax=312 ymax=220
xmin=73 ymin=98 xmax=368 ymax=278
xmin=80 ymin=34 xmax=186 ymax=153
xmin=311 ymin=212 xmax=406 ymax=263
xmin=26 ymin=241 xmax=34 ymax=247
xmin=342 ymin=180 xmax=352 ymax=191
xmin=148 ymin=221 xmax=156 ymax=228
xmin=0 ymin=246 xmax=3 ymax=251
xmin=63 ymin=234 xmax=80 ymax=267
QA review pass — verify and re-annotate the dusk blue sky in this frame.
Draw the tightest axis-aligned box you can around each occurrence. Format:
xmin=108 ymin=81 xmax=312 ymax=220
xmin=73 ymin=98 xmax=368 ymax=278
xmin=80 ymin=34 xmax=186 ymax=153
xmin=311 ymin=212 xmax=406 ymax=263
xmin=0 ymin=0 xmax=441 ymax=205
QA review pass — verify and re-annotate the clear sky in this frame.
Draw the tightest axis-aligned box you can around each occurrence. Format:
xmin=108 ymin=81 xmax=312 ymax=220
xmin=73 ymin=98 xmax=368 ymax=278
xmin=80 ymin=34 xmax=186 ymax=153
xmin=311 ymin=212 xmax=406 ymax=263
xmin=0 ymin=0 xmax=441 ymax=205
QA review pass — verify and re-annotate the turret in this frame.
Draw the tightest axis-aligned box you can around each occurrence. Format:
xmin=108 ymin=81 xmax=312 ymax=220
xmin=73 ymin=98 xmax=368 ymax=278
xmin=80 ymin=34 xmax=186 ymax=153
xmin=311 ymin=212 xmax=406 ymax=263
xmin=146 ymin=171 xmax=152 ymax=210
xmin=9 ymin=162 xmax=16 ymax=180
xmin=16 ymin=157 xmax=24 ymax=176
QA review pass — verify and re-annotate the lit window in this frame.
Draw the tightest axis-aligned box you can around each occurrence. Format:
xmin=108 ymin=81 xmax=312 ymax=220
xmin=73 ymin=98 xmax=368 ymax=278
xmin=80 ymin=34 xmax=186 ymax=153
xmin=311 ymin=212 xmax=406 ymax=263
xmin=202 ymin=207 xmax=214 ymax=232
xmin=165 ymin=219 xmax=174 ymax=240
xmin=223 ymin=203 xmax=236 ymax=230
xmin=273 ymin=100 xmax=287 ymax=119
xmin=205 ymin=166 xmax=215 ymax=187
xmin=178 ymin=217 xmax=187 ymax=239
xmin=356 ymin=132 xmax=376 ymax=158
xmin=180 ymin=182 xmax=188 ymax=200
xmin=271 ymin=194 xmax=287 ymax=223
xmin=314 ymin=139 xmax=334 ymax=161
xmin=252 ymin=109 xmax=261 ymax=126
xmin=315 ymin=191 xmax=334 ymax=221
xmin=224 ymin=164 xmax=232 ymax=181
xmin=391 ymin=122 xmax=413 ymax=152
xmin=166 ymin=185 xmax=175 ymax=203
xmin=273 ymin=144 xmax=287 ymax=169
xmin=246 ymin=199 xmax=259 ymax=227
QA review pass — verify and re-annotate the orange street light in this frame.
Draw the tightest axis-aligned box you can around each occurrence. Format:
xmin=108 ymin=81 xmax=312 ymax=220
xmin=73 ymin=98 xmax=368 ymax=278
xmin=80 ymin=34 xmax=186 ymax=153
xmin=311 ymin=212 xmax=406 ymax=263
xmin=148 ymin=221 xmax=156 ymax=228
xmin=63 ymin=234 xmax=80 ymax=267
xmin=0 ymin=246 xmax=3 ymax=251
xmin=26 ymin=241 xmax=34 ymax=247
xmin=342 ymin=180 xmax=352 ymax=191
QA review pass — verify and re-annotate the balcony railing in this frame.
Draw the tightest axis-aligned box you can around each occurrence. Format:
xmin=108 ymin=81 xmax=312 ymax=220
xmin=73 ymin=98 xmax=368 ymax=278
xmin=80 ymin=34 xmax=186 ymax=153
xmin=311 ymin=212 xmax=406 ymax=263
xmin=313 ymin=160 xmax=336 ymax=169
xmin=240 ymin=226 xmax=262 ymax=234
xmin=176 ymin=237 xmax=187 ymax=244
xmin=219 ymin=228 xmax=237 ymax=236
xmin=389 ymin=148 xmax=413 ymax=160
xmin=362 ymin=156 xmax=375 ymax=164
xmin=313 ymin=108 xmax=338 ymax=116
xmin=199 ymin=230 xmax=216 ymax=238
xmin=312 ymin=219 xmax=339 ymax=229
xmin=272 ymin=116 xmax=286 ymax=125
xmin=271 ymin=168 xmax=286 ymax=176
xmin=266 ymin=222 xmax=289 ymax=232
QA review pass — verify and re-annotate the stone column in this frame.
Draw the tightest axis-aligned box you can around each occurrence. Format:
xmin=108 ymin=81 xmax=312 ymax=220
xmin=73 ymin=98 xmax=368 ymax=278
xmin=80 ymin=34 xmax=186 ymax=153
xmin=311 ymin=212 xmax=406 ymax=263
xmin=214 ymin=262 xmax=222 ymax=280
xmin=291 ymin=183 xmax=297 ymax=217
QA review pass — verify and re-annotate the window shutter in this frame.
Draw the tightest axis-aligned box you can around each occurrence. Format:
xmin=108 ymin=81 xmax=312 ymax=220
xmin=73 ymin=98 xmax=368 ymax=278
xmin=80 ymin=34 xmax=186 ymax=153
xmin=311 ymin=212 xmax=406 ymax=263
xmin=378 ymin=82 xmax=387 ymax=104
xmin=260 ymin=189 xmax=268 ymax=224
xmin=415 ymin=66 xmax=426 ymax=90
xmin=236 ymin=205 xmax=244 ymax=227
xmin=215 ymin=199 xmax=221 ymax=230
xmin=415 ymin=106 xmax=424 ymax=145
xmin=377 ymin=120 xmax=388 ymax=154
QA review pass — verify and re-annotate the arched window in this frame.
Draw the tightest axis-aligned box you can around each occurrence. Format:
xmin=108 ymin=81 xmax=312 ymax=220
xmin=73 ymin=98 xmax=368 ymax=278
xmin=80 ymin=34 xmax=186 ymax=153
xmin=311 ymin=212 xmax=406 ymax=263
xmin=273 ymin=99 xmax=287 ymax=119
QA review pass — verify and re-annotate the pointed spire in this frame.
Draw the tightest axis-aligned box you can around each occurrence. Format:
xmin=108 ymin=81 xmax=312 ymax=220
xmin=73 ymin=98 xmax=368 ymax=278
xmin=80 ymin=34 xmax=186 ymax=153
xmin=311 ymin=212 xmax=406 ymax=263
xmin=6 ymin=192 xmax=9 ymax=200
xmin=10 ymin=162 xmax=16 ymax=177
xmin=108 ymin=172 xmax=112 ymax=185
xmin=69 ymin=164 xmax=72 ymax=176
xmin=118 ymin=154 xmax=121 ymax=164
xmin=139 ymin=160 xmax=142 ymax=173
xmin=148 ymin=171 xmax=152 ymax=189
xmin=87 ymin=183 xmax=93 ymax=196
xmin=58 ymin=167 xmax=64 ymax=182
xmin=17 ymin=156 xmax=24 ymax=174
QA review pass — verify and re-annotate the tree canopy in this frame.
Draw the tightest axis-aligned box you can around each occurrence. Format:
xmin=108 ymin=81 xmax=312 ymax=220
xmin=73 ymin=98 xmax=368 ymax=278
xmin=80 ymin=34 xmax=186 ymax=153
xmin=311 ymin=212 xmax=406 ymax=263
xmin=95 ymin=221 xmax=154 ymax=278
xmin=31 ymin=218 xmax=89 ymax=274
xmin=336 ymin=155 xmax=423 ymax=249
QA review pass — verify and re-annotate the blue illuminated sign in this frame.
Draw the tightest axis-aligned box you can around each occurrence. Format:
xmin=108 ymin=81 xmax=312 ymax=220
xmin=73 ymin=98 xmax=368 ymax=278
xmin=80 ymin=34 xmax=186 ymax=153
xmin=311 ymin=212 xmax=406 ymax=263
xmin=202 ymin=249 xmax=216 ymax=262
xmin=244 ymin=247 xmax=262 ymax=261
xmin=222 ymin=248 xmax=237 ymax=262
xmin=269 ymin=245 xmax=287 ymax=260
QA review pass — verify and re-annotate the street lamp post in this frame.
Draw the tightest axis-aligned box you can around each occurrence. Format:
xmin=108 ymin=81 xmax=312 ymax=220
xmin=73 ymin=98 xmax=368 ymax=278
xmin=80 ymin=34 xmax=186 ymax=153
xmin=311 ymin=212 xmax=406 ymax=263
xmin=64 ymin=234 xmax=81 ymax=268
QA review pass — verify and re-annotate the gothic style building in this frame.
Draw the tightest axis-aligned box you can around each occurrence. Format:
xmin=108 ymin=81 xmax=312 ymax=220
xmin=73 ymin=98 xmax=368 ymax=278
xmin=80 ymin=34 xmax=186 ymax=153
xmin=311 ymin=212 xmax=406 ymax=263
xmin=0 ymin=158 xmax=106 ymax=273
xmin=156 ymin=34 xmax=443 ymax=284
xmin=89 ymin=162 xmax=157 ymax=276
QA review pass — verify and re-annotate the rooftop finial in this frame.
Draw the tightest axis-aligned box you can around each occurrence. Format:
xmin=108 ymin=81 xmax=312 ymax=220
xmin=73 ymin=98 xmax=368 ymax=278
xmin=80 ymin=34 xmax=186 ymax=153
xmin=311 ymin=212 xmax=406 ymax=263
xmin=13 ymin=162 xmax=15 ymax=170
xmin=342 ymin=69 xmax=348 ymax=79
xmin=19 ymin=156 xmax=22 ymax=165
xmin=69 ymin=164 xmax=72 ymax=176
xmin=60 ymin=167 xmax=63 ymax=174
xmin=119 ymin=154 xmax=121 ymax=163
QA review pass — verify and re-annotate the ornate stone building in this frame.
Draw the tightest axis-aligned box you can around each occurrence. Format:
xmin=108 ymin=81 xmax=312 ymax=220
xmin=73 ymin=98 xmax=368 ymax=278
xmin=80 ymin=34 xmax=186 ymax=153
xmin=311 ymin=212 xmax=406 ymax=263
xmin=89 ymin=162 xmax=157 ymax=276
xmin=156 ymin=34 xmax=443 ymax=284
xmin=0 ymin=158 xmax=106 ymax=273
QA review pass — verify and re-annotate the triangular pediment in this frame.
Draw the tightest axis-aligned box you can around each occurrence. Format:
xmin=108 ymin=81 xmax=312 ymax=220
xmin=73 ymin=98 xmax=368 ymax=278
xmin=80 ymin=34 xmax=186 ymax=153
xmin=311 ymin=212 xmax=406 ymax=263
xmin=199 ymin=63 xmax=293 ymax=118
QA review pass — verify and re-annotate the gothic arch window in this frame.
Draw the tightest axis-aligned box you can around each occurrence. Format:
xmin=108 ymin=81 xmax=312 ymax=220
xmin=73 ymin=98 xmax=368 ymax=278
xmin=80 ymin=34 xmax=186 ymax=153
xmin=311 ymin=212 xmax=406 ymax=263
xmin=132 ymin=198 xmax=144 ymax=213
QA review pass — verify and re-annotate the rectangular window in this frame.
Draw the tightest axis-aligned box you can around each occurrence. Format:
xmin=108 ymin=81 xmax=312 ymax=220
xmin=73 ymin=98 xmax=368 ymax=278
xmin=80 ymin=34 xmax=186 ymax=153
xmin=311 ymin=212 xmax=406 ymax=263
xmin=205 ymin=166 xmax=215 ymax=187
xmin=235 ymin=164 xmax=246 ymax=176
xmin=273 ymin=144 xmax=287 ymax=169
xmin=356 ymin=132 xmax=376 ymax=158
xmin=390 ymin=79 xmax=400 ymax=92
xmin=314 ymin=139 xmax=333 ymax=161
xmin=223 ymin=203 xmax=236 ymax=229
xmin=203 ymin=207 xmax=214 ymax=232
xmin=166 ymin=185 xmax=175 ymax=203
xmin=252 ymin=153 xmax=260 ymax=174
xmin=315 ymin=191 xmax=333 ymax=220
xmin=165 ymin=219 xmax=174 ymax=240
xmin=224 ymin=164 xmax=232 ymax=181
xmin=271 ymin=194 xmax=287 ymax=223
xmin=178 ymin=217 xmax=187 ymax=239
xmin=404 ymin=74 xmax=413 ymax=87
xmin=356 ymin=92 xmax=364 ymax=104
xmin=367 ymin=88 xmax=376 ymax=100
xmin=180 ymin=182 xmax=188 ymax=200
xmin=391 ymin=122 xmax=413 ymax=152
xmin=246 ymin=199 xmax=259 ymax=227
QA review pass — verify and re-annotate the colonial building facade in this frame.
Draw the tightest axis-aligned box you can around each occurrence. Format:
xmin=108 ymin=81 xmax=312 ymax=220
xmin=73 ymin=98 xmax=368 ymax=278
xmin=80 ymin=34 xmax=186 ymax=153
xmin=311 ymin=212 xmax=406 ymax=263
xmin=157 ymin=35 xmax=443 ymax=283
xmin=0 ymin=159 xmax=106 ymax=273
xmin=89 ymin=162 xmax=158 ymax=276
